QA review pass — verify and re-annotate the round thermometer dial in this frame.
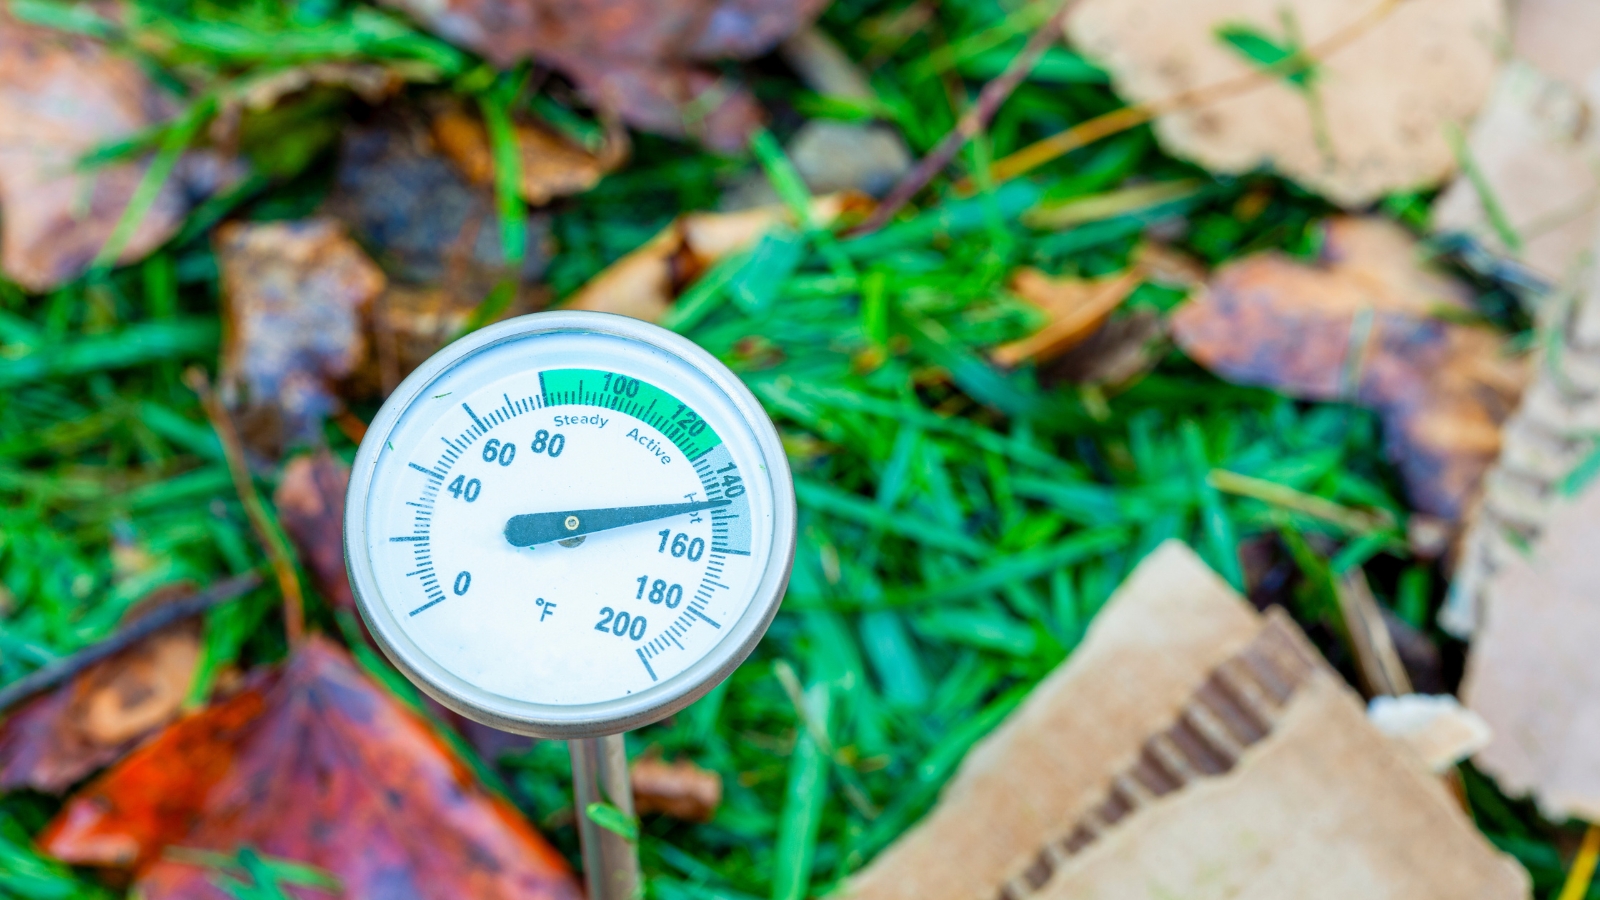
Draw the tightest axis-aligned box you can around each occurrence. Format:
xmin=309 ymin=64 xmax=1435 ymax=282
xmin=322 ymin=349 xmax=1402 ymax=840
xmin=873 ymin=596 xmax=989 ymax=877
xmin=345 ymin=312 xmax=796 ymax=738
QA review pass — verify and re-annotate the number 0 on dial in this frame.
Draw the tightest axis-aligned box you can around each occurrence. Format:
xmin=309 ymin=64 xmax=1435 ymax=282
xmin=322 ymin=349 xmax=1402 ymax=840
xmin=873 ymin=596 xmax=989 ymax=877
xmin=344 ymin=312 xmax=797 ymax=738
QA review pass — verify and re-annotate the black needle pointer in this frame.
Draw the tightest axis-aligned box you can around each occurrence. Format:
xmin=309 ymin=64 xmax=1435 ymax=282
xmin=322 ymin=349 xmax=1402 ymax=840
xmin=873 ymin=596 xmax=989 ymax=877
xmin=505 ymin=499 xmax=731 ymax=548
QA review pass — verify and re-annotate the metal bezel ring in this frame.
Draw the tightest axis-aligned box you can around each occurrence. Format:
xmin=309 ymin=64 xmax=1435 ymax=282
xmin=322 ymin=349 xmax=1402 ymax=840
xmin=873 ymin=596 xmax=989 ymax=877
xmin=343 ymin=311 xmax=797 ymax=739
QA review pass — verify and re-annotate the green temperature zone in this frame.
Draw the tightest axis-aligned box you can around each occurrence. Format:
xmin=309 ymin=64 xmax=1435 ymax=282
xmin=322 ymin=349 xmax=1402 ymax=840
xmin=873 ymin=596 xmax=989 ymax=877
xmin=538 ymin=369 xmax=723 ymax=460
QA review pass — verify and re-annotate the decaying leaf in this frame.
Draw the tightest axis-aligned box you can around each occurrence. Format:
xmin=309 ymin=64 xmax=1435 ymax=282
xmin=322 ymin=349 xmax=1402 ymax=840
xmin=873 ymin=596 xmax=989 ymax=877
xmin=994 ymin=267 xmax=1143 ymax=367
xmin=0 ymin=8 xmax=232 ymax=291
xmin=1462 ymin=475 xmax=1600 ymax=822
xmin=565 ymin=193 xmax=869 ymax=322
xmin=1045 ymin=308 xmax=1166 ymax=387
xmin=324 ymin=117 xmax=551 ymax=288
xmin=430 ymin=103 xmax=623 ymax=206
xmin=217 ymin=219 xmax=386 ymax=458
xmin=1066 ymin=0 xmax=1503 ymax=207
xmin=0 ymin=615 xmax=200 ymax=795
xmin=273 ymin=452 xmax=354 ymax=614
xmin=42 ymin=637 xmax=583 ymax=900
xmin=1432 ymin=62 xmax=1600 ymax=287
xmin=210 ymin=63 xmax=404 ymax=148
xmin=322 ymin=115 xmax=550 ymax=389
xmin=1444 ymin=274 xmax=1600 ymax=636
xmin=379 ymin=0 xmax=828 ymax=151
xmin=631 ymin=756 xmax=722 ymax=822
xmin=1172 ymin=217 xmax=1527 ymax=522
xmin=840 ymin=542 xmax=1527 ymax=900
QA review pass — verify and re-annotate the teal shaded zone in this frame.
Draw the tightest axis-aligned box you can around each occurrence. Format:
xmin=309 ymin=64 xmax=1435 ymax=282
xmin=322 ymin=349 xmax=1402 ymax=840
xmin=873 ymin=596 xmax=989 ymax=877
xmin=538 ymin=368 xmax=723 ymax=460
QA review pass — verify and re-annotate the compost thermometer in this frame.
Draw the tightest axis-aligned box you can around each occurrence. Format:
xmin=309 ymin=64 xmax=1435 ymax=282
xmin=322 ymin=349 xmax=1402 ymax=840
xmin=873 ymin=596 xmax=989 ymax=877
xmin=344 ymin=311 xmax=796 ymax=898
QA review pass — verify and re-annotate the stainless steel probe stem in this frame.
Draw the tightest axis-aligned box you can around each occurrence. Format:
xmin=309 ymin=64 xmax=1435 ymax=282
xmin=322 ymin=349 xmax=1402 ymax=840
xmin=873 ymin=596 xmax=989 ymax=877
xmin=569 ymin=733 xmax=641 ymax=900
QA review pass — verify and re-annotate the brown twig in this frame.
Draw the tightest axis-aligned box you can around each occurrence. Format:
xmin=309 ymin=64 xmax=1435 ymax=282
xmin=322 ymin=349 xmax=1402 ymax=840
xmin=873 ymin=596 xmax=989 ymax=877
xmin=184 ymin=368 xmax=305 ymax=647
xmin=850 ymin=0 xmax=1081 ymax=236
xmin=965 ymin=0 xmax=1408 ymax=191
xmin=0 ymin=573 xmax=262 ymax=714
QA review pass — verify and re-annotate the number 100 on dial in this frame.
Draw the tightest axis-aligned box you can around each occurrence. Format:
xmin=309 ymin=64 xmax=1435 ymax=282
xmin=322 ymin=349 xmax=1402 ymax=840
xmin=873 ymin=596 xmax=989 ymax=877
xmin=344 ymin=312 xmax=797 ymax=738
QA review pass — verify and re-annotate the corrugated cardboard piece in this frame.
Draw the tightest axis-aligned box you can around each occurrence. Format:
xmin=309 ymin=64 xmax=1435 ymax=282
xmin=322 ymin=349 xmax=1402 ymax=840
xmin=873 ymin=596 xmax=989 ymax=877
xmin=843 ymin=541 xmax=1528 ymax=900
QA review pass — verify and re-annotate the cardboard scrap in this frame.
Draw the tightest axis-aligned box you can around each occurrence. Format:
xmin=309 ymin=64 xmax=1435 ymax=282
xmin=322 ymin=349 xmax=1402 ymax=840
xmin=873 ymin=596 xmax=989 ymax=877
xmin=1066 ymin=0 xmax=1503 ymax=208
xmin=842 ymin=541 xmax=1528 ymax=900
xmin=1430 ymin=0 xmax=1600 ymax=288
xmin=1368 ymin=694 xmax=1492 ymax=774
xmin=1432 ymin=61 xmax=1600 ymax=287
xmin=1462 ymin=470 xmax=1600 ymax=822
xmin=1443 ymin=286 xmax=1600 ymax=636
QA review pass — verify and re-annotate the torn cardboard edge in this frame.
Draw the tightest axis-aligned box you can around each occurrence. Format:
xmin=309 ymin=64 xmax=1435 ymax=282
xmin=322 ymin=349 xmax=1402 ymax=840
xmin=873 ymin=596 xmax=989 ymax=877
xmin=993 ymin=609 xmax=1320 ymax=900
xmin=843 ymin=540 xmax=1528 ymax=900
xmin=1442 ymin=282 xmax=1600 ymax=637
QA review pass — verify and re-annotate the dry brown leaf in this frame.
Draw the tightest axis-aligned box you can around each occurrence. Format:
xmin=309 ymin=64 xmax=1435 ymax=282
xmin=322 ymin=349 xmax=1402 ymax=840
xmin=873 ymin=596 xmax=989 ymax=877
xmin=994 ymin=267 xmax=1143 ymax=367
xmin=1066 ymin=0 xmax=1503 ymax=207
xmin=631 ymin=757 xmax=723 ymax=822
xmin=209 ymin=63 xmax=403 ymax=148
xmin=0 ymin=604 xmax=200 ymax=794
xmin=841 ymin=541 xmax=1527 ymax=900
xmin=565 ymin=193 xmax=869 ymax=322
xmin=1432 ymin=62 xmax=1600 ymax=287
xmin=217 ymin=218 xmax=385 ymax=457
xmin=431 ymin=105 xmax=621 ymax=206
xmin=1462 ymin=476 xmax=1600 ymax=821
xmin=1171 ymin=217 xmax=1527 ymax=522
xmin=273 ymin=452 xmax=355 ymax=614
xmin=0 ymin=8 xmax=233 ymax=291
xmin=41 ymin=637 xmax=582 ymax=900
xmin=1046 ymin=308 xmax=1166 ymax=388
xmin=379 ymin=0 xmax=829 ymax=151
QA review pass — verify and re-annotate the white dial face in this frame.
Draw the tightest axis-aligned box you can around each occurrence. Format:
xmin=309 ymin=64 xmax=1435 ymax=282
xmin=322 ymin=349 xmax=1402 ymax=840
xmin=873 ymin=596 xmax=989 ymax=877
xmin=358 ymin=328 xmax=777 ymax=711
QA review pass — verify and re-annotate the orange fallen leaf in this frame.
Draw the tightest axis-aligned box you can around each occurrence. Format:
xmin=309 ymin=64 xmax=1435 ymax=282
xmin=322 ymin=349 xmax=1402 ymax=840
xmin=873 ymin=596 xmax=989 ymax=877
xmin=217 ymin=218 xmax=386 ymax=458
xmin=0 ymin=8 xmax=233 ymax=291
xmin=42 ymin=637 xmax=582 ymax=900
xmin=0 ymin=617 xmax=200 ymax=795
xmin=994 ymin=267 xmax=1143 ymax=366
xmin=565 ymin=193 xmax=870 ymax=322
xmin=1172 ymin=217 xmax=1527 ymax=521
xmin=431 ymin=104 xmax=624 ymax=206
xmin=632 ymin=756 xmax=722 ymax=822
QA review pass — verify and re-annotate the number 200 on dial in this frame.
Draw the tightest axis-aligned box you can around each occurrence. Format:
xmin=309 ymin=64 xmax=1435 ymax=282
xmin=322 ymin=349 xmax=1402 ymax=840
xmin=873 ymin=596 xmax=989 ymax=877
xmin=344 ymin=312 xmax=797 ymax=738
